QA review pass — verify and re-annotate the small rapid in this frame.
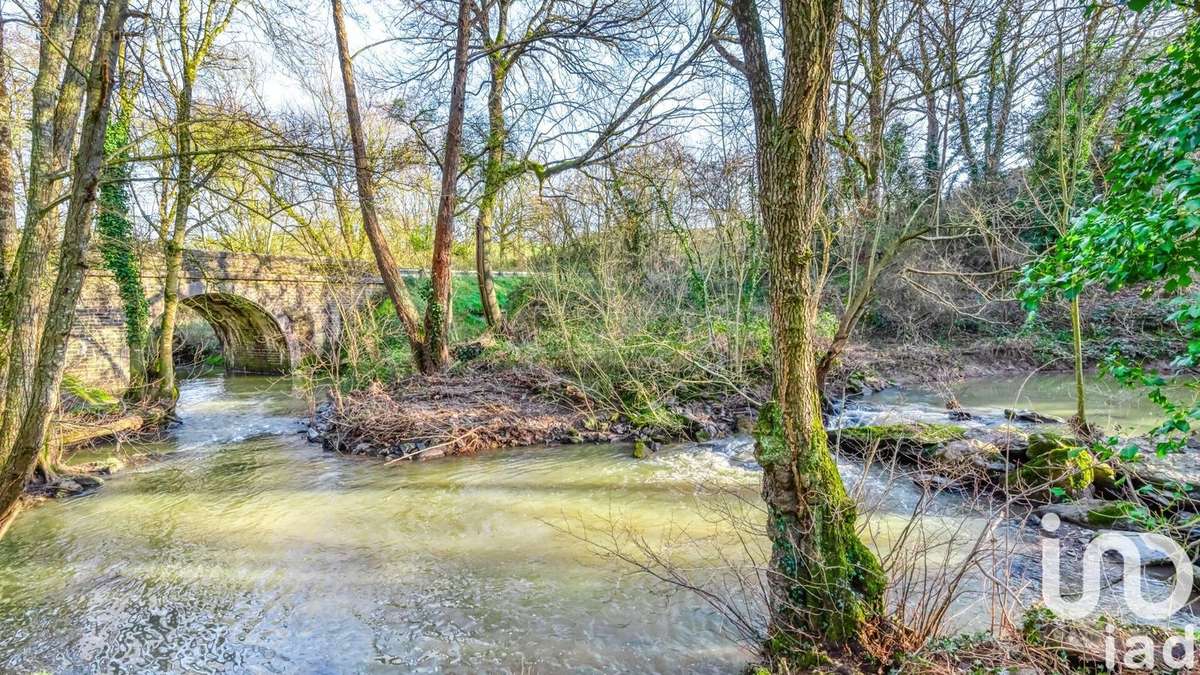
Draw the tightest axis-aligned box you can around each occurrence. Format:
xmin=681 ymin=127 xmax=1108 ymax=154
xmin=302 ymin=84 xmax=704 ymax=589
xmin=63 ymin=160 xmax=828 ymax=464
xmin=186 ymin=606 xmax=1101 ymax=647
xmin=0 ymin=376 xmax=758 ymax=673
xmin=6 ymin=374 xmax=1157 ymax=672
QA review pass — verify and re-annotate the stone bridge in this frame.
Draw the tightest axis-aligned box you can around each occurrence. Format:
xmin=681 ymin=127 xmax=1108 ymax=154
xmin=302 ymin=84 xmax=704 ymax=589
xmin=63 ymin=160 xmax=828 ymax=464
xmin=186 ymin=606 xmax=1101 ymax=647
xmin=68 ymin=249 xmax=387 ymax=392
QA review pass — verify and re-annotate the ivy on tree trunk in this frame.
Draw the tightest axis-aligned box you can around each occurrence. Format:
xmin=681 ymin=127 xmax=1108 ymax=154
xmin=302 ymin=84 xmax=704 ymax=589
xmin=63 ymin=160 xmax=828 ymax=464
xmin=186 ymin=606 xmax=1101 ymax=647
xmin=97 ymin=87 xmax=150 ymax=397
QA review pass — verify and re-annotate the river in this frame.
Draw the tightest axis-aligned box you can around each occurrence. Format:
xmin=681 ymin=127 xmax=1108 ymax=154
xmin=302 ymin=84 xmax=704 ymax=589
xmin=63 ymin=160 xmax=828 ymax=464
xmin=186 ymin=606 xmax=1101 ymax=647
xmin=0 ymin=373 xmax=1181 ymax=672
xmin=854 ymin=372 xmax=1194 ymax=433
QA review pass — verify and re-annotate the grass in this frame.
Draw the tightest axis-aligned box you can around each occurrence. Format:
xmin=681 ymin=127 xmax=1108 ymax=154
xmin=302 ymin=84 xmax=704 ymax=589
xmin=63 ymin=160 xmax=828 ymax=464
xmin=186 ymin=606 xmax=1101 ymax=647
xmin=376 ymin=275 xmax=525 ymax=344
xmin=330 ymin=275 xmax=527 ymax=391
xmin=60 ymin=374 xmax=120 ymax=414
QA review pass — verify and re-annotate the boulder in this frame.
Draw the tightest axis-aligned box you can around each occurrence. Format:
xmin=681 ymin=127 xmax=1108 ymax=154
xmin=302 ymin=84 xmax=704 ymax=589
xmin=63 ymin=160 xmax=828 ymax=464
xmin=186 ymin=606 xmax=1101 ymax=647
xmin=54 ymin=479 xmax=84 ymax=497
xmin=1005 ymin=408 xmax=1067 ymax=424
xmin=970 ymin=425 xmax=1030 ymax=460
xmin=1035 ymin=499 xmax=1113 ymax=528
xmin=632 ymin=440 xmax=650 ymax=459
xmin=1124 ymin=447 xmax=1200 ymax=503
xmin=1026 ymin=431 xmax=1074 ymax=459
xmin=1038 ymin=500 xmax=1156 ymax=532
xmin=1011 ymin=445 xmax=1099 ymax=500
xmin=929 ymin=438 xmax=1010 ymax=474
xmin=831 ymin=422 xmax=966 ymax=461
xmin=73 ymin=475 xmax=104 ymax=489
xmin=1092 ymin=462 xmax=1119 ymax=494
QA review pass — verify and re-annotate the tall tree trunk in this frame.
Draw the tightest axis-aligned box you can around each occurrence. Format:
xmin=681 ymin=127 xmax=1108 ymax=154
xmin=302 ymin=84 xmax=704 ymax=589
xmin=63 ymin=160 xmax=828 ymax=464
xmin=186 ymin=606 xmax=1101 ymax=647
xmin=423 ymin=0 xmax=471 ymax=372
xmin=153 ymin=75 xmax=194 ymax=407
xmin=0 ymin=0 xmax=92 ymax=451
xmin=52 ymin=0 xmax=102 ymax=167
xmin=732 ymin=0 xmax=884 ymax=660
xmin=0 ymin=0 xmax=128 ymax=537
xmin=475 ymin=59 xmax=506 ymax=331
xmin=329 ymin=0 xmax=428 ymax=367
xmin=0 ymin=23 xmax=16 ymax=287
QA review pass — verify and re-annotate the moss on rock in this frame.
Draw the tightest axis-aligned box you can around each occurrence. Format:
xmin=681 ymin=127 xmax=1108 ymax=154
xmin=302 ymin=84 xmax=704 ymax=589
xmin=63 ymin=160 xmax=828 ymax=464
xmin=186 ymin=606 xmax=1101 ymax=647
xmin=833 ymin=422 xmax=966 ymax=452
xmin=1012 ymin=445 xmax=1097 ymax=499
xmin=1093 ymin=462 xmax=1118 ymax=493
xmin=1026 ymin=431 xmax=1073 ymax=459
xmin=1086 ymin=500 xmax=1159 ymax=531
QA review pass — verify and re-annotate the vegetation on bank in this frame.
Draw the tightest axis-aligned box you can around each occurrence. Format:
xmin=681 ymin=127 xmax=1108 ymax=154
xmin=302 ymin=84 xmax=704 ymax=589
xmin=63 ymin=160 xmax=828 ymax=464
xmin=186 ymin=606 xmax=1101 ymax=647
xmin=0 ymin=0 xmax=1196 ymax=671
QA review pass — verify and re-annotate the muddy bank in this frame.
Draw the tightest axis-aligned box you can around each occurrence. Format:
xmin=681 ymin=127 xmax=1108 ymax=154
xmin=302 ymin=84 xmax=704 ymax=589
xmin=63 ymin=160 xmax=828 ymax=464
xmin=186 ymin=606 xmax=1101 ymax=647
xmin=829 ymin=339 xmax=1076 ymax=395
xmin=312 ymin=365 xmax=760 ymax=461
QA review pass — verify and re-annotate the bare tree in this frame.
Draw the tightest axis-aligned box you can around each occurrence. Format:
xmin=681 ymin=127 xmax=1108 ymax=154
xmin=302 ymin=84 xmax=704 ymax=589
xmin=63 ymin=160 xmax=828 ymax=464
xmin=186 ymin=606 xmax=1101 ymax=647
xmin=0 ymin=0 xmax=132 ymax=536
xmin=330 ymin=0 xmax=430 ymax=368
xmin=727 ymin=0 xmax=885 ymax=661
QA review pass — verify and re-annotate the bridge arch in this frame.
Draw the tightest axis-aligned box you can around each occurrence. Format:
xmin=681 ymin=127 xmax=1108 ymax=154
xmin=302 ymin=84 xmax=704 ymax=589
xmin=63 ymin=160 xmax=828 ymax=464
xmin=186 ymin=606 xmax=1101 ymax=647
xmin=178 ymin=293 xmax=294 ymax=375
xmin=70 ymin=249 xmax=379 ymax=392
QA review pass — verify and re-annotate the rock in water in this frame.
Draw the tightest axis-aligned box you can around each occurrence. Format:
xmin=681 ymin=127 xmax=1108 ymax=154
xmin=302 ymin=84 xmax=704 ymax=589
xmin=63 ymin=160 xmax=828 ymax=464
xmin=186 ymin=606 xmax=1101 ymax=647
xmin=969 ymin=425 xmax=1029 ymax=459
xmin=73 ymin=475 xmax=104 ymax=489
xmin=632 ymin=440 xmax=650 ymax=459
xmin=1035 ymin=499 xmax=1152 ymax=531
xmin=1011 ymin=443 xmax=1099 ymax=500
xmin=54 ymin=479 xmax=84 ymax=497
xmin=1005 ymin=408 xmax=1067 ymax=424
xmin=1124 ymin=445 xmax=1200 ymax=504
xmin=830 ymin=422 xmax=966 ymax=462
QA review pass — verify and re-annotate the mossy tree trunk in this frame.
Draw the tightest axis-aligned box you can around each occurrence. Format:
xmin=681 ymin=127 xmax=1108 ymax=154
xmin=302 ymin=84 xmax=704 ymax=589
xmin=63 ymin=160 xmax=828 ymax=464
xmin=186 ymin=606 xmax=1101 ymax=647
xmin=98 ymin=57 xmax=150 ymax=398
xmin=729 ymin=0 xmax=885 ymax=659
xmin=0 ymin=0 xmax=128 ymax=536
xmin=473 ymin=53 xmax=508 ymax=333
xmin=0 ymin=0 xmax=97 ymax=454
xmin=0 ymin=22 xmax=16 ymax=289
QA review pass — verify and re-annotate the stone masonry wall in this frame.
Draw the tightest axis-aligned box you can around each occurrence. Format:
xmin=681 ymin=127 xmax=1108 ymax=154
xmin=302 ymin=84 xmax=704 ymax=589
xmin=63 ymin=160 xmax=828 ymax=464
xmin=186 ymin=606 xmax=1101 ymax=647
xmin=67 ymin=250 xmax=381 ymax=394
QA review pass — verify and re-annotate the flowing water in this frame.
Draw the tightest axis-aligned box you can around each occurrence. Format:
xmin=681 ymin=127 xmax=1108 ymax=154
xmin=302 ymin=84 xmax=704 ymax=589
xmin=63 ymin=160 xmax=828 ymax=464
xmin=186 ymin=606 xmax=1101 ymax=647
xmin=855 ymin=372 xmax=1198 ymax=434
xmin=0 ymin=376 xmax=1012 ymax=673
xmin=19 ymin=371 xmax=1194 ymax=672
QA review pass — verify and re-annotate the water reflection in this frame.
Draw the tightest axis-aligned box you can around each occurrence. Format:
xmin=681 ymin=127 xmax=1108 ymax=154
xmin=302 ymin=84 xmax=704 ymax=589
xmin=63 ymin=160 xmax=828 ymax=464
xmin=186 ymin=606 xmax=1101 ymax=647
xmin=0 ymin=376 xmax=754 ymax=673
xmin=0 ymin=374 xmax=1067 ymax=673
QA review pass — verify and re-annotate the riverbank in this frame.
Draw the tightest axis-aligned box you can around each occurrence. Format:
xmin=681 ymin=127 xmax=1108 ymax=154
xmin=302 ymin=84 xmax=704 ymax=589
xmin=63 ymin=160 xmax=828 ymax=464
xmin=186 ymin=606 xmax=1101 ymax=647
xmin=311 ymin=364 xmax=760 ymax=461
xmin=313 ymin=334 xmax=1115 ymax=465
xmin=21 ymin=402 xmax=171 ymax=506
